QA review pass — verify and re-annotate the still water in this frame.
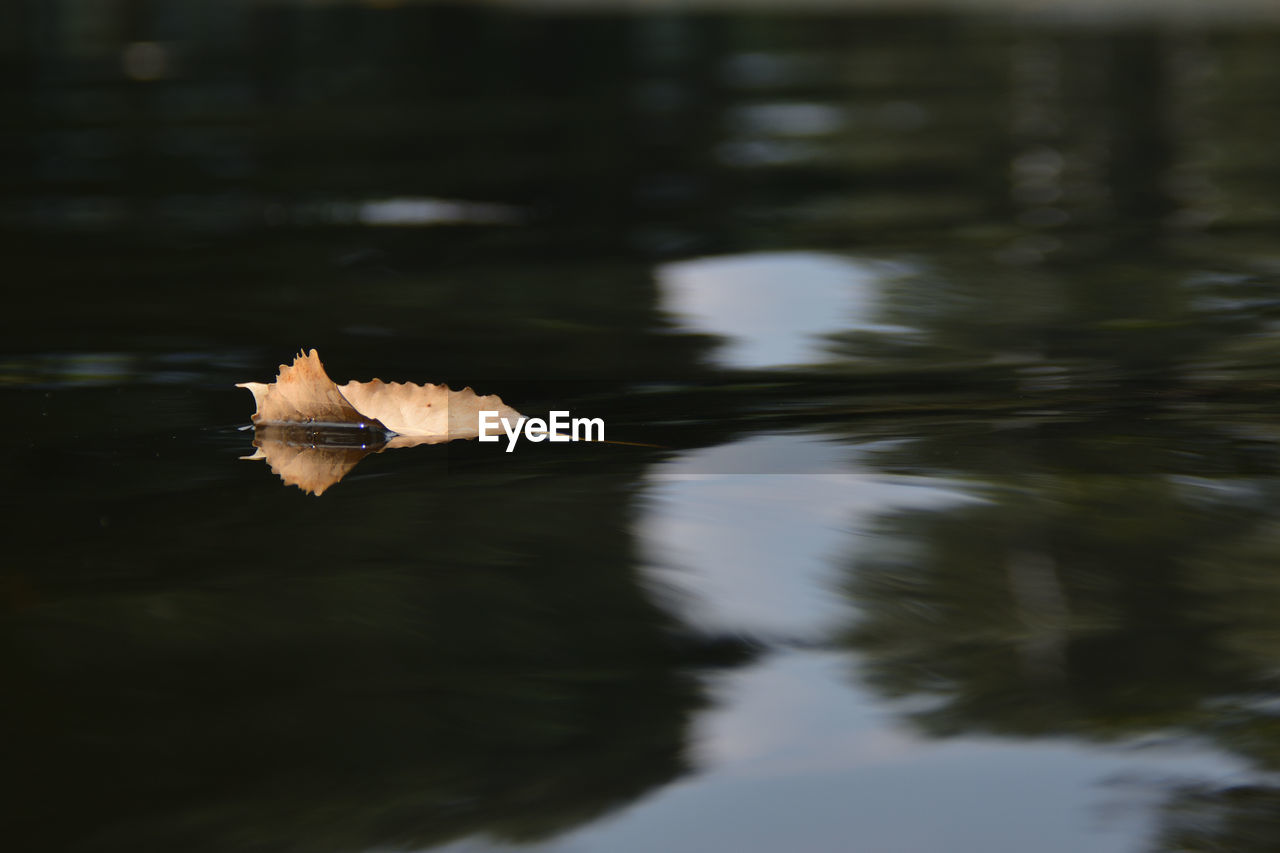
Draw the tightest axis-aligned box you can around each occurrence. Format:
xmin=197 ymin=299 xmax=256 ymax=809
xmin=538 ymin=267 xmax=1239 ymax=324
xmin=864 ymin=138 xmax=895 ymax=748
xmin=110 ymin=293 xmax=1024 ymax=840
xmin=6 ymin=3 xmax=1280 ymax=851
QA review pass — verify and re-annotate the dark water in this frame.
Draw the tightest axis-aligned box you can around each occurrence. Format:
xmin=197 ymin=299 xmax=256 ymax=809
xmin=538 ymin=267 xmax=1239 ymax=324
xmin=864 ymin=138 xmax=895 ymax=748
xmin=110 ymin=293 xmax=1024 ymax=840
xmin=6 ymin=3 xmax=1280 ymax=851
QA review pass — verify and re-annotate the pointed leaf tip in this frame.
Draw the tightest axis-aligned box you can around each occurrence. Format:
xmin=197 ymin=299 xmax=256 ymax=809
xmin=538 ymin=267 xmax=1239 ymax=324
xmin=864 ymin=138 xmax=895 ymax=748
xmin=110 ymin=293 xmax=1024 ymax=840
xmin=239 ymin=349 xmax=377 ymax=428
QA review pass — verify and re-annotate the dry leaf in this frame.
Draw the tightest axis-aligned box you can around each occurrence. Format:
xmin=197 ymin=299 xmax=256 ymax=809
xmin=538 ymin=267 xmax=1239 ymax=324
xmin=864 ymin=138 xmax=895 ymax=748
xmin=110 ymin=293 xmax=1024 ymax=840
xmin=238 ymin=349 xmax=522 ymax=439
xmin=238 ymin=350 xmax=523 ymax=493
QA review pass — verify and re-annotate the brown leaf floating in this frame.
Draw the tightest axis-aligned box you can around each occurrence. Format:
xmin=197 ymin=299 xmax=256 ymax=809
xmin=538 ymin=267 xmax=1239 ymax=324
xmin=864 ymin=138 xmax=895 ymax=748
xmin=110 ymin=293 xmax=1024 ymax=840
xmin=238 ymin=349 xmax=523 ymax=494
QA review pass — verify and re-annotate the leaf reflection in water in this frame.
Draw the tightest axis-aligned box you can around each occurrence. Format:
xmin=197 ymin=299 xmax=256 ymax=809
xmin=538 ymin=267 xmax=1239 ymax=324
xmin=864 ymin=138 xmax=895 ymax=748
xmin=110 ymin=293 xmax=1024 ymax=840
xmin=241 ymin=425 xmax=390 ymax=495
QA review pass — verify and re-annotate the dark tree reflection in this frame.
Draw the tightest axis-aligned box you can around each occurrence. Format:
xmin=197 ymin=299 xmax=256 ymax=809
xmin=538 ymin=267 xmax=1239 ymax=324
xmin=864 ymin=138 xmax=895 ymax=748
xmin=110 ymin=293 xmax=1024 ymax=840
xmin=841 ymin=417 xmax=1280 ymax=850
xmin=1 ymin=461 xmax=752 ymax=852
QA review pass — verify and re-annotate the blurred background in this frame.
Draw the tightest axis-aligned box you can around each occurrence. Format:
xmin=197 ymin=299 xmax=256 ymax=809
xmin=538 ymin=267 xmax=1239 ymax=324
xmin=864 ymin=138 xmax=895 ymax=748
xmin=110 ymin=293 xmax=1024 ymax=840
xmin=6 ymin=1 xmax=1280 ymax=851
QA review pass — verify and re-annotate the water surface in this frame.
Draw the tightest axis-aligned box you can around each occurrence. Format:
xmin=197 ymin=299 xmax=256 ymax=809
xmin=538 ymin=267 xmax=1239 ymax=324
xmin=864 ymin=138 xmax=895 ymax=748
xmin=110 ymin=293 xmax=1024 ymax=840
xmin=6 ymin=4 xmax=1280 ymax=852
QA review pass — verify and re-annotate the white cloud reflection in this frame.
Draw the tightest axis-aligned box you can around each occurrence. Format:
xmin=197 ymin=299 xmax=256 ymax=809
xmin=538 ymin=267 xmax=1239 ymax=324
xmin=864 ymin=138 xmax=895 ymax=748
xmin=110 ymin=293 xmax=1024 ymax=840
xmin=640 ymin=432 xmax=978 ymax=640
xmin=355 ymin=197 xmax=520 ymax=226
xmin=657 ymin=251 xmax=915 ymax=369
xmin=426 ymin=431 xmax=1244 ymax=853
